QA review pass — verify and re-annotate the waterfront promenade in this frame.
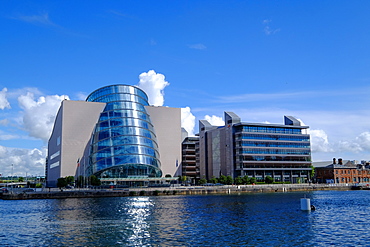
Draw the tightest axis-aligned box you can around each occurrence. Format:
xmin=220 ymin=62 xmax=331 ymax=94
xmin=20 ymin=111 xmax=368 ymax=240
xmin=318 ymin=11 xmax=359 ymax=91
xmin=1 ymin=183 xmax=354 ymax=200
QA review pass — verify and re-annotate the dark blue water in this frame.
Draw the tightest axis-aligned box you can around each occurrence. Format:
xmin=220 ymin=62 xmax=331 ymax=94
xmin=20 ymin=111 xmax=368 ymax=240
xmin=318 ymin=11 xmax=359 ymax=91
xmin=1 ymin=190 xmax=370 ymax=246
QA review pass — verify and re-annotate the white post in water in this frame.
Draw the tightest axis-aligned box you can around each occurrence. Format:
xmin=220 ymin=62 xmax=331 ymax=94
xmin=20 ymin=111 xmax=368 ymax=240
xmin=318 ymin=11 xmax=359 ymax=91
xmin=301 ymin=198 xmax=311 ymax=211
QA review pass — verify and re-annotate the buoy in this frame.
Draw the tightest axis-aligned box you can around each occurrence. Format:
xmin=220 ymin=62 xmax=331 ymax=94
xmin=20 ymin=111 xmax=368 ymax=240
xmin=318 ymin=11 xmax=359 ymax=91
xmin=301 ymin=198 xmax=311 ymax=211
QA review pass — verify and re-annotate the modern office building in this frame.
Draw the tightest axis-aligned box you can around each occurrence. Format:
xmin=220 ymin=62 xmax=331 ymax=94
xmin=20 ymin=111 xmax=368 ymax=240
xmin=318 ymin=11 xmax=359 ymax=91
xmin=46 ymin=85 xmax=182 ymax=187
xmin=198 ymin=112 xmax=312 ymax=183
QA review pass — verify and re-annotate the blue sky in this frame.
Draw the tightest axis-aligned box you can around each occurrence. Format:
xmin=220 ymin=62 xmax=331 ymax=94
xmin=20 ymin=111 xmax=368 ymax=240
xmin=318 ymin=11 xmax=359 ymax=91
xmin=1 ymin=1 xmax=370 ymax=176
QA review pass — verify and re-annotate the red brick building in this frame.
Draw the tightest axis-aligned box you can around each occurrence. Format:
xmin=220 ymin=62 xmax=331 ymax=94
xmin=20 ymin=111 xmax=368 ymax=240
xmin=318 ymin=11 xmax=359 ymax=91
xmin=315 ymin=158 xmax=370 ymax=184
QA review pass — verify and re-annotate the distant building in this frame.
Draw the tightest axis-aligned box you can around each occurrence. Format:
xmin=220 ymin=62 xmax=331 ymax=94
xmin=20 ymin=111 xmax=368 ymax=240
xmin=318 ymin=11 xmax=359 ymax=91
xmin=46 ymin=85 xmax=182 ymax=187
xmin=315 ymin=158 xmax=370 ymax=184
xmin=198 ymin=112 xmax=312 ymax=183
xmin=181 ymin=136 xmax=199 ymax=184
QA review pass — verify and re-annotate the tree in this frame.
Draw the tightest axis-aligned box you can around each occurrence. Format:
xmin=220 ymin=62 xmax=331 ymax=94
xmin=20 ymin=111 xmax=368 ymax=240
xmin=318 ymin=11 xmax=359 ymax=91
xmin=65 ymin=176 xmax=75 ymax=185
xmin=181 ymin=175 xmax=187 ymax=184
xmin=265 ymin=176 xmax=273 ymax=184
xmin=198 ymin=178 xmax=207 ymax=185
xmin=218 ymin=175 xmax=227 ymax=184
xmin=18 ymin=177 xmax=24 ymax=182
xmin=242 ymin=176 xmax=250 ymax=184
xmin=249 ymin=177 xmax=256 ymax=184
xmin=209 ymin=176 xmax=218 ymax=184
xmin=310 ymin=166 xmax=315 ymax=180
xmin=57 ymin=177 xmax=67 ymax=189
xmin=235 ymin=176 xmax=243 ymax=185
xmin=89 ymin=175 xmax=101 ymax=186
xmin=225 ymin=176 xmax=233 ymax=185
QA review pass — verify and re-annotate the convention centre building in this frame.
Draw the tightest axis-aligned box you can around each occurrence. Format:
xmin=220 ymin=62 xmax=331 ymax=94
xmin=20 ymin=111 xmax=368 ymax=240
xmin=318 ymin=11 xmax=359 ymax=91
xmin=46 ymin=85 xmax=183 ymax=187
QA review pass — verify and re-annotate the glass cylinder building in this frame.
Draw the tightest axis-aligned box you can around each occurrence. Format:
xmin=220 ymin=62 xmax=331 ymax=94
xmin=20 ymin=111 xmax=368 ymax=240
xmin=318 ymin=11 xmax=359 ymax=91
xmin=86 ymin=85 xmax=162 ymax=179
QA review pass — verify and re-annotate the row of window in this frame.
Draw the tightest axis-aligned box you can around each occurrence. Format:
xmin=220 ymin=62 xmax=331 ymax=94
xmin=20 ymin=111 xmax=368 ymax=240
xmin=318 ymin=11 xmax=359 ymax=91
xmin=94 ymin=164 xmax=162 ymax=178
xmin=97 ymin=117 xmax=154 ymax=132
xmin=91 ymin=145 xmax=159 ymax=163
xmin=236 ymin=133 xmax=310 ymax=142
xmin=91 ymin=135 xmax=158 ymax=151
xmin=87 ymin=85 xmax=148 ymax=103
xmin=236 ymin=126 xmax=303 ymax=134
xmin=103 ymin=101 xmax=147 ymax=113
xmin=237 ymin=148 xmax=311 ymax=155
xmin=238 ymin=141 xmax=310 ymax=149
xmin=236 ymin=164 xmax=311 ymax=169
xmin=99 ymin=109 xmax=150 ymax=121
xmin=95 ymin=126 xmax=156 ymax=142
xmin=90 ymin=94 xmax=148 ymax=106
xmin=92 ymin=154 xmax=161 ymax=171
xmin=237 ymin=156 xmax=311 ymax=162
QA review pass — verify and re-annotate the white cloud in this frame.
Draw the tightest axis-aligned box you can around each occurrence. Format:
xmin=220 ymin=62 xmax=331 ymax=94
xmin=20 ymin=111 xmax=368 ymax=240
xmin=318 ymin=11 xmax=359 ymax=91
xmin=262 ymin=19 xmax=280 ymax=35
xmin=309 ymin=129 xmax=333 ymax=153
xmin=338 ymin=132 xmax=370 ymax=153
xmin=18 ymin=92 xmax=69 ymax=142
xmin=137 ymin=70 xmax=170 ymax=106
xmin=12 ymin=12 xmax=56 ymax=26
xmin=188 ymin=44 xmax=207 ymax=50
xmin=0 ymin=145 xmax=46 ymax=176
xmin=75 ymin=92 xmax=88 ymax=101
xmin=181 ymin=107 xmax=196 ymax=136
xmin=204 ymin=115 xmax=225 ymax=126
xmin=0 ymin=88 xmax=11 ymax=110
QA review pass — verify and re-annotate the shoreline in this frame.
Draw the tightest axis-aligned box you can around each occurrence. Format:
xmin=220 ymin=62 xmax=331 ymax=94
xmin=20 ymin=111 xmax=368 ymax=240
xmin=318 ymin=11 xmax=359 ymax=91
xmin=0 ymin=183 xmax=359 ymax=200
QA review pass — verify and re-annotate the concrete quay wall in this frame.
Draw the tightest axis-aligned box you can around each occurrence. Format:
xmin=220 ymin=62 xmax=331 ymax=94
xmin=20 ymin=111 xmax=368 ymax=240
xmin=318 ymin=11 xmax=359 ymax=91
xmin=1 ymin=184 xmax=352 ymax=200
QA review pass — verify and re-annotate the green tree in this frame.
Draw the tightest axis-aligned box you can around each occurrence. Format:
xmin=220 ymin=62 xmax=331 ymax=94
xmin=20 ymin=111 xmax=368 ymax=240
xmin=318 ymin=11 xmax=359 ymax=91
xmin=265 ymin=176 xmax=273 ymax=184
xmin=249 ymin=177 xmax=256 ymax=184
xmin=89 ymin=175 xmax=101 ymax=186
xmin=218 ymin=175 xmax=227 ymax=184
xmin=18 ymin=177 xmax=24 ymax=182
xmin=181 ymin=175 xmax=187 ymax=184
xmin=198 ymin=178 xmax=207 ymax=185
xmin=209 ymin=176 xmax=218 ymax=184
xmin=225 ymin=175 xmax=233 ymax=185
xmin=242 ymin=176 xmax=250 ymax=184
xmin=57 ymin=177 xmax=67 ymax=189
xmin=310 ymin=166 xmax=315 ymax=180
xmin=235 ymin=176 xmax=243 ymax=185
xmin=65 ymin=176 xmax=75 ymax=185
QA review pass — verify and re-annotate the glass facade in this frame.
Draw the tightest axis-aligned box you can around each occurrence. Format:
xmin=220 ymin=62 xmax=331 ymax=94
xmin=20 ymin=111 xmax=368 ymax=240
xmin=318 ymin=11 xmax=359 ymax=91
xmin=234 ymin=124 xmax=312 ymax=183
xmin=86 ymin=85 xmax=162 ymax=178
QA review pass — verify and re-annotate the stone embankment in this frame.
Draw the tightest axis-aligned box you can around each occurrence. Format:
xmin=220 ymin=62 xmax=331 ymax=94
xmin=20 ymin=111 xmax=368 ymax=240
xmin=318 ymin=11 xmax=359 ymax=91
xmin=1 ymin=184 xmax=353 ymax=200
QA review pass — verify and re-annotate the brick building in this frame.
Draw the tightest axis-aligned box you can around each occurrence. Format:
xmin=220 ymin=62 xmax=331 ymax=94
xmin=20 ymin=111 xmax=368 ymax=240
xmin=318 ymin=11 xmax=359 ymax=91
xmin=315 ymin=158 xmax=370 ymax=184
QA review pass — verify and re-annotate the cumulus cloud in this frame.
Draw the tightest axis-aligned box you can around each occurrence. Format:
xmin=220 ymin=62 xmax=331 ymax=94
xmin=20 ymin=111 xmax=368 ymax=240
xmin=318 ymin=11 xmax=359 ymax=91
xmin=0 ymin=145 xmax=46 ymax=176
xmin=18 ymin=92 xmax=69 ymax=142
xmin=0 ymin=88 xmax=11 ymax=110
xmin=309 ymin=129 xmax=333 ymax=153
xmin=338 ymin=132 xmax=370 ymax=153
xmin=181 ymin=107 xmax=196 ymax=136
xmin=205 ymin=115 xmax=225 ymax=126
xmin=137 ymin=70 xmax=169 ymax=106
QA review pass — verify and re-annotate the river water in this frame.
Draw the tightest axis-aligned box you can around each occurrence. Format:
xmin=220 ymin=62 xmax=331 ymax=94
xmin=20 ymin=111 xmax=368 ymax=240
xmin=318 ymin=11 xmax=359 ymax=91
xmin=1 ymin=190 xmax=370 ymax=246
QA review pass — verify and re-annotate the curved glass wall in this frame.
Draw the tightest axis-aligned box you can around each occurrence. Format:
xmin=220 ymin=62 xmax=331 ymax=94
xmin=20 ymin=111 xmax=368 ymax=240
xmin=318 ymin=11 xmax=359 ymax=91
xmin=86 ymin=85 xmax=162 ymax=178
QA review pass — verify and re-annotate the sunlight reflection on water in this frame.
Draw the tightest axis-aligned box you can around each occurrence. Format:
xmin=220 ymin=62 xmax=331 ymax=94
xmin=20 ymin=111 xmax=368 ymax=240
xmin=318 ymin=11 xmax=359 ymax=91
xmin=1 ymin=191 xmax=370 ymax=246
